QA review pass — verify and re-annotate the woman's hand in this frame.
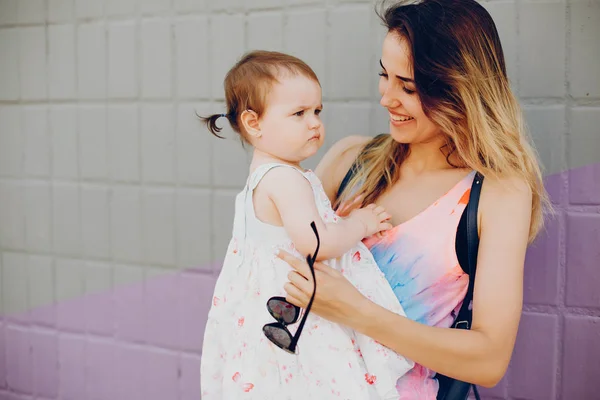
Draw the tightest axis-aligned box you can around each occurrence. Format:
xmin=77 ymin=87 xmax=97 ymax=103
xmin=278 ymin=250 xmax=370 ymax=326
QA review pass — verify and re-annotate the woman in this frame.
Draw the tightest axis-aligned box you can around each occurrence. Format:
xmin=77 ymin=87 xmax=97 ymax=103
xmin=278 ymin=0 xmax=549 ymax=398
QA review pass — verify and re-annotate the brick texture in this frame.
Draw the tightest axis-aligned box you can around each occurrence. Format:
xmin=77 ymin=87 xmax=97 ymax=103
xmin=0 ymin=1 xmax=598 ymax=399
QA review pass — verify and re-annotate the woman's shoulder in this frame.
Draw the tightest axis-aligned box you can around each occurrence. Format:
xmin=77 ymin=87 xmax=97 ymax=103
xmin=321 ymin=135 xmax=372 ymax=164
xmin=480 ymin=174 xmax=532 ymax=206
xmin=332 ymin=134 xmax=374 ymax=152
xmin=315 ymin=135 xmax=373 ymax=201
xmin=316 ymin=135 xmax=372 ymax=176
xmin=478 ymin=173 xmax=533 ymax=236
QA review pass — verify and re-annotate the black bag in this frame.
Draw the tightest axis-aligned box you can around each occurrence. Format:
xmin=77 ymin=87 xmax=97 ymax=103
xmin=435 ymin=172 xmax=483 ymax=400
xmin=336 ymin=152 xmax=484 ymax=400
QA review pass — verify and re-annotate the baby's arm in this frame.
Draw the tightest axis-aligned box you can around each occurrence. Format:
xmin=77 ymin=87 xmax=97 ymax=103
xmin=259 ymin=167 xmax=390 ymax=261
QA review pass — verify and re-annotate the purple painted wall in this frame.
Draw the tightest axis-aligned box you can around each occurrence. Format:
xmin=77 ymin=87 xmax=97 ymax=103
xmin=1 ymin=166 xmax=599 ymax=400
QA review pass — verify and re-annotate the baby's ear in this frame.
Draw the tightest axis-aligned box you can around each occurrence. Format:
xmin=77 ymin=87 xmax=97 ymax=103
xmin=240 ymin=109 xmax=261 ymax=138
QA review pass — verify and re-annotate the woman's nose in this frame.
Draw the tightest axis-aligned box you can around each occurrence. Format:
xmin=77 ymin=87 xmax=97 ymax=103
xmin=380 ymin=85 xmax=401 ymax=109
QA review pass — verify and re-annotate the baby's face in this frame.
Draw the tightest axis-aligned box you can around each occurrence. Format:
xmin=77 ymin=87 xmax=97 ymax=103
xmin=255 ymin=74 xmax=325 ymax=164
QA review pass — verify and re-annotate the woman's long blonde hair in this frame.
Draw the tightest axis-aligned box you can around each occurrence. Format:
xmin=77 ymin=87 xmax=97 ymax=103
xmin=337 ymin=0 xmax=550 ymax=242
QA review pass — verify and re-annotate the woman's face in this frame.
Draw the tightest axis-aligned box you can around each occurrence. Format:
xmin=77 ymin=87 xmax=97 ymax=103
xmin=378 ymin=32 xmax=441 ymax=145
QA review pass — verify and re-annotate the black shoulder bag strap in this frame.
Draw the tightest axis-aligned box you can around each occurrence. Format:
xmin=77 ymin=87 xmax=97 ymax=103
xmin=454 ymin=172 xmax=483 ymax=330
xmin=436 ymin=172 xmax=484 ymax=400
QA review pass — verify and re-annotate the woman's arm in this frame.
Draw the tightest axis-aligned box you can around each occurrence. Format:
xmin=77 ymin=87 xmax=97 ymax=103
xmin=281 ymin=175 xmax=532 ymax=387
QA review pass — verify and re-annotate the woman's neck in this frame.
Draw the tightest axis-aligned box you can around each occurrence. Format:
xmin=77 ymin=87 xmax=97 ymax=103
xmin=402 ymin=138 xmax=461 ymax=176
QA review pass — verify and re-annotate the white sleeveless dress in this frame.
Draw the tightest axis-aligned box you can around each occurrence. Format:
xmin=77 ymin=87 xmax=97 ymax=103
xmin=200 ymin=163 xmax=413 ymax=400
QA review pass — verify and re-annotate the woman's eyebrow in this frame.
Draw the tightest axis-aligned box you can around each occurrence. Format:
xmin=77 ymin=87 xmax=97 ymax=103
xmin=379 ymin=59 xmax=414 ymax=83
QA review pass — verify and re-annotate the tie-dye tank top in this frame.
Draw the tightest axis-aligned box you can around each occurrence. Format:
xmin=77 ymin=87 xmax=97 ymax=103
xmin=362 ymin=170 xmax=476 ymax=399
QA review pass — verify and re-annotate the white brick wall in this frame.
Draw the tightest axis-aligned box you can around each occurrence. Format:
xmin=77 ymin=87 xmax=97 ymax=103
xmin=19 ymin=27 xmax=47 ymax=100
xmin=48 ymin=25 xmax=77 ymax=99
xmin=78 ymin=23 xmax=107 ymax=99
xmin=0 ymin=0 xmax=598 ymax=399
xmin=0 ymin=29 xmax=20 ymax=100
xmin=175 ymin=18 xmax=210 ymax=99
xmin=51 ymin=105 xmax=78 ymax=179
xmin=108 ymin=22 xmax=137 ymax=98
xmin=519 ymin=1 xmax=566 ymax=98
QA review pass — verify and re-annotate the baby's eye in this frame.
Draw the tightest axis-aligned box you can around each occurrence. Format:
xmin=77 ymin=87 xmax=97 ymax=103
xmin=294 ymin=110 xmax=304 ymax=117
xmin=315 ymin=109 xmax=322 ymax=115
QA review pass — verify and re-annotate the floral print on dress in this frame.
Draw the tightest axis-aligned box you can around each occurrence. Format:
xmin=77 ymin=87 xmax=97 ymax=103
xmin=200 ymin=163 xmax=413 ymax=400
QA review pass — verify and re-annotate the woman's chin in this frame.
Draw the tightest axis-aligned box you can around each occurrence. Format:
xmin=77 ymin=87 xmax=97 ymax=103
xmin=389 ymin=125 xmax=414 ymax=144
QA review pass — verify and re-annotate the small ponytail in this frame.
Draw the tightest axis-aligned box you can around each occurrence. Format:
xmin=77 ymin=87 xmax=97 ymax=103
xmin=198 ymin=112 xmax=229 ymax=139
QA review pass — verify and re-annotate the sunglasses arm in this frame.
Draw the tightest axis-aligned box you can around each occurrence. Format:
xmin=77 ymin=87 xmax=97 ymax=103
xmin=287 ymin=221 xmax=320 ymax=353
xmin=287 ymin=255 xmax=318 ymax=352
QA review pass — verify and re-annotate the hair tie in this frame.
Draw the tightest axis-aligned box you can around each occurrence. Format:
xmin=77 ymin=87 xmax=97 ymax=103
xmin=220 ymin=113 xmax=227 ymax=118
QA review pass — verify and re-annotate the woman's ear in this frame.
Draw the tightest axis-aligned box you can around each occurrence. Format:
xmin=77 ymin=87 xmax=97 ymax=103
xmin=240 ymin=110 xmax=261 ymax=138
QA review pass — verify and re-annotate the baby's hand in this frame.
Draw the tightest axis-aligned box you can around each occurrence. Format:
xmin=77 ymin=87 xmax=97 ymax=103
xmin=349 ymin=204 xmax=392 ymax=238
